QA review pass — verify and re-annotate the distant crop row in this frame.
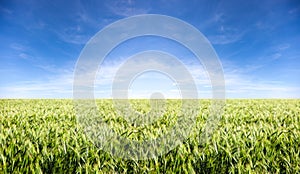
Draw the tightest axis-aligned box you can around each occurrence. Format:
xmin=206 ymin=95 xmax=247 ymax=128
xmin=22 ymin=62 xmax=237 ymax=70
xmin=0 ymin=99 xmax=299 ymax=173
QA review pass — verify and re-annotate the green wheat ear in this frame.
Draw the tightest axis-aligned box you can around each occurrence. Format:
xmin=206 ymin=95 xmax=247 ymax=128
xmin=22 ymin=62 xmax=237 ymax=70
xmin=0 ymin=99 xmax=299 ymax=173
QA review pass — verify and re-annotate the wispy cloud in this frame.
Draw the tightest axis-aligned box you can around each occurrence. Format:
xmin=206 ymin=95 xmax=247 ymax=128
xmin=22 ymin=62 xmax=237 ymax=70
xmin=9 ymin=43 xmax=35 ymax=60
xmin=208 ymin=28 xmax=246 ymax=45
xmin=18 ymin=53 xmax=32 ymax=60
xmin=221 ymin=60 xmax=300 ymax=98
xmin=10 ymin=43 xmax=28 ymax=51
xmin=270 ymin=53 xmax=281 ymax=60
xmin=277 ymin=43 xmax=290 ymax=51
xmin=94 ymin=56 xmax=300 ymax=99
xmin=53 ymin=26 xmax=92 ymax=45
xmin=225 ymin=79 xmax=300 ymax=98
xmin=0 ymin=66 xmax=74 ymax=98
xmin=202 ymin=8 xmax=247 ymax=45
xmin=260 ymin=43 xmax=292 ymax=61
xmin=107 ymin=0 xmax=150 ymax=17
xmin=0 ymin=60 xmax=76 ymax=98
xmin=0 ymin=77 xmax=73 ymax=98
xmin=1 ymin=55 xmax=299 ymax=99
xmin=0 ymin=6 xmax=13 ymax=15
xmin=288 ymin=7 xmax=299 ymax=15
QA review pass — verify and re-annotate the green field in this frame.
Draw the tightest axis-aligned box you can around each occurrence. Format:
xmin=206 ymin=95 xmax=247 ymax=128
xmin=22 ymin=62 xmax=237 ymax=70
xmin=0 ymin=99 xmax=299 ymax=173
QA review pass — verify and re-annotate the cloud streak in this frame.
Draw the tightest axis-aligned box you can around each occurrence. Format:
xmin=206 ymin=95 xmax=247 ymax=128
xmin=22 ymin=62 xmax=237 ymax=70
xmin=2 ymin=55 xmax=299 ymax=99
xmin=107 ymin=0 xmax=150 ymax=17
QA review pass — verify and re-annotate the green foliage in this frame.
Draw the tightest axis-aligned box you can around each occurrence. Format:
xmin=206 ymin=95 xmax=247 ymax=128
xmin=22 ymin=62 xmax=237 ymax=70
xmin=0 ymin=99 xmax=299 ymax=173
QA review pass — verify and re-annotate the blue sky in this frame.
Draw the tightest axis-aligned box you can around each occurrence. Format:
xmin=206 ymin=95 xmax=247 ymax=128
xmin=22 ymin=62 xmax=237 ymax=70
xmin=0 ymin=0 xmax=299 ymax=98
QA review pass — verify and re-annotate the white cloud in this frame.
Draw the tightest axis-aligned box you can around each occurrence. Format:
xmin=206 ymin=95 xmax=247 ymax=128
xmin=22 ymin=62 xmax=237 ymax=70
xmin=208 ymin=31 xmax=245 ymax=45
xmin=54 ymin=27 xmax=91 ymax=45
xmin=10 ymin=43 xmax=28 ymax=51
xmin=0 ymin=7 xmax=13 ymax=15
xmin=288 ymin=7 xmax=299 ymax=14
xmin=277 ymin=43 xmax=290 ymax=51
xmin=0 ymin=76 xmax=73 ymax=98
xmin=1 ymin=55 xmax=299 ymax=99
xmin=221 ymin=61 xmax=300 ymax=98
xmin=271 ymin=53 xmax=282 ymax=60
xmin=18 ymin=53 xmax=29 ymax=59
xmin=107 ymin=0 xmax=149 ymax=17
xmin=0 ymin=63 xmax=74 ymax=98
